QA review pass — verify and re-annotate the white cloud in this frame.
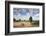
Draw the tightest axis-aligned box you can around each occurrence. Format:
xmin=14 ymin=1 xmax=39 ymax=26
xmin=13 ymin=8 xmax=39 ymax=20
xmin=32 ymin=14 xmax=39 ymax=20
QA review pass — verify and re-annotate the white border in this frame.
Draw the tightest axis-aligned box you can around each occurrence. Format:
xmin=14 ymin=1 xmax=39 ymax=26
xmin=10 ymin=4 xmax=42 ymax=32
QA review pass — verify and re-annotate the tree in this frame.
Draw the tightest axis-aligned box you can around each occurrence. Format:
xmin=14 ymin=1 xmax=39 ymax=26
xmin=24 ymin=20 xmax=25 ymax=21
xmin=13 ymin=18 xmax=16 ymax=22
xmin=19 ymin=19 xmax=21 ymax=21
xmin=29 ymin=16 xmax=32 ymax=22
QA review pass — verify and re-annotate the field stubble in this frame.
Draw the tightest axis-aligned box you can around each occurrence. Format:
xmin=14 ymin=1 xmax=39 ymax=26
xmin=13 ymin=22 xmax=33 ymax=27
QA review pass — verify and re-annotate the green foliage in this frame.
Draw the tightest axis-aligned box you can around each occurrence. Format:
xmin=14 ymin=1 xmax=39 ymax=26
xmin=19 ymin=19 xmax=21 ymax=21
xmin=29 ymin=16 xmax=32 ymax=22
xmin=16 ymin=19 xmax=21 ymax=22
xmin=13 ymin=18 xmax=16 ymax=22
xmin=32 ymin=21 xmax=39 ymax=26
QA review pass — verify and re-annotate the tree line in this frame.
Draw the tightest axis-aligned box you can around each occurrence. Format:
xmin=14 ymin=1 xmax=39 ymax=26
xmin=13 ymin=16 xmax=32 ymax=22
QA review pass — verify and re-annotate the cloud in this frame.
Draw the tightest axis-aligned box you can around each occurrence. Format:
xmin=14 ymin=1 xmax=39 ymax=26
xmin=32 ymin=14 xmax=39 ymax=20
xmin=13 ymin=8 xmax=39 ymax=20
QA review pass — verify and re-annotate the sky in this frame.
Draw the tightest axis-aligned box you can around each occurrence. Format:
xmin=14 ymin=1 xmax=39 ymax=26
xmin=13 ymin=8 xmax=39 ymax=20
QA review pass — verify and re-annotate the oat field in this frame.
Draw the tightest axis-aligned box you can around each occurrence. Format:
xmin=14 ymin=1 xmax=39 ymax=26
xmin=13 ymin=21 xmax=39 ymax=28
xmin=13 ymin=22 xmax=32 ymax=27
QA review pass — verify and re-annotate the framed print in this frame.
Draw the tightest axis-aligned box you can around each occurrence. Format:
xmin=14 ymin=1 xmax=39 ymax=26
xmin=5 ymin=1 xmax=45 ymax=35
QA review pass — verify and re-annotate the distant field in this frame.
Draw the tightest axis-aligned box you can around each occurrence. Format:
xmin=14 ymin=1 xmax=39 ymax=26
xmin=13 ymin=21 xmax=39 ymax=28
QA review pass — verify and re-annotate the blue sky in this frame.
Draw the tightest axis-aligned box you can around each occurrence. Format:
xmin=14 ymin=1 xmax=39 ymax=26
xmin=13 ymin=8 xmax=39 ymax=20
